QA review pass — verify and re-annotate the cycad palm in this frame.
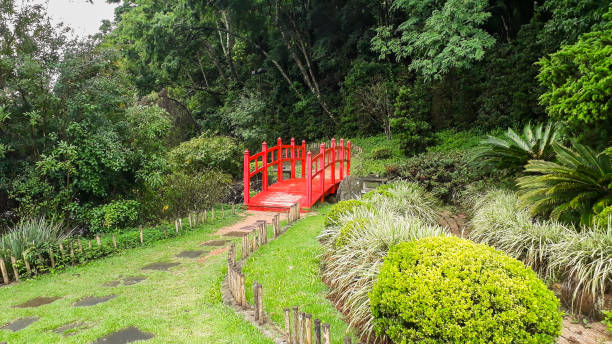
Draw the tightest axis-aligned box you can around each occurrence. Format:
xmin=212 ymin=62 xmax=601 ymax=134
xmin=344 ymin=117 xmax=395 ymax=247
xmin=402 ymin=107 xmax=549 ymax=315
xmin=474 ymin=122 xmax=560 ymax=170
xmin=517 ymin=142 xmax=612 ymax=225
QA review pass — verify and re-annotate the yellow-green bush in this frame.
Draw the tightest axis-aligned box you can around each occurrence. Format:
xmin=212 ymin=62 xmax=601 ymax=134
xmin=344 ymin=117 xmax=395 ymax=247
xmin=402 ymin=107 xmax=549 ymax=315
xmin=324 ymin=199 xmax=370 ymax=227
xmin=370 ymin=236 xmax=562 ymax=344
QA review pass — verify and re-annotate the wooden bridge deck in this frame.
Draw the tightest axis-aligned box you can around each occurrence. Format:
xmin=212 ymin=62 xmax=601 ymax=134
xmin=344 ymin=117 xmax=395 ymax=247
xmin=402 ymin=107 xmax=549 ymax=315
xmin=247 ymin=168 xmax=341 ymax=212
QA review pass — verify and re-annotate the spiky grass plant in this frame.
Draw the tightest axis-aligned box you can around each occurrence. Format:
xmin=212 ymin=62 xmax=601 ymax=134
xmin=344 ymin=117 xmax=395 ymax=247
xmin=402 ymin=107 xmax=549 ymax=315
xmin=0 ymin=217 xmax=70 ymax=259
xmin=361 ymin=181 xmax=440 ymax=223
xmin=470 ymin=189 xmax=570 ymax=276
xmin=547 ymin=222 xmax=612 ymax=313
xmin=517 ymin=142 xmax=612 ymax=225
xmin=473 ymin=122 xmax=560 ymax=170
xmin=320 ymin=205 xmax=447 ymax=342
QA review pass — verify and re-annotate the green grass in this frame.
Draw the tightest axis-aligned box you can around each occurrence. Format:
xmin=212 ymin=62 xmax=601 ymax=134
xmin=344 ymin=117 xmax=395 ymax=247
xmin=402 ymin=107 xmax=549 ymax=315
xmin=242 ymin=205 xmax=356 ymax=344
xmin=0 ymin=212 xmax=273 ymax=344
xmin=349 ymin=135 xmax=405 ymax=177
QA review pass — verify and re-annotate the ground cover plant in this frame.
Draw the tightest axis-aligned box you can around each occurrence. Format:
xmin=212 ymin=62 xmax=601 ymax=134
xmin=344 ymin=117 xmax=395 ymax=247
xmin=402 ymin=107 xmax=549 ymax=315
xmin=370 ymin=236 xmax=563 ymax=343
xmin=0 ymin=212 xmax=273 ymax=344
xmin=241 ymin=205 xmax=356 ymax=343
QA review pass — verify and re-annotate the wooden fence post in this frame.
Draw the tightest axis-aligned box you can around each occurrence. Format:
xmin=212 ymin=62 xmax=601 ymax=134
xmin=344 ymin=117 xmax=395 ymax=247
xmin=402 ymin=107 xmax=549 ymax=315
xmin=257 ymin=283 xmax=263 ymax=325
xmin=0 ymin=258 xmax=9 ymax=284
xmin=69 ymin=242 xmax=75 ymax=264
xmin=179 ymin=218 xmax=183 ymax=231
xmin=112 ymin=234 xmax=117 ymax=249
xmin=22 ymin=252 xmax=31 ymax=275
xmin=175 ymin=219 xmax=179 ymax=233
xmin=139 ymin=225 xmax=144 ymax=243
xmin=10 ymin=256 xmax=19 ymax=282
xmin=240 ymin=273 xmax=246 ymax=308
xmin=305 ymin=314 xmax=312 ymax=344
xmin=88 ymin=240 xmax=92 ymax=249
xmin=242 ymin=234 xmax=248 ymax=259
xmin=211 ymin=208 xmax=215 ymax=221
xmin=314 ymin=319 xmax=321 ymax=344
xmin=96 ymin=235 xmax=101 ymax=246
xmin=298 ymin=312 xmax=304 ymax=344
xmin=292 ymin=306 xmax=299 ymax=344
xmin=284 ymin=308 xmax=292 ymax=344
xmin=253 ymin=281 xmax=260 ymax=321
xmin=222 ymin=204 xmax=225 ymax=218
xmin=48 ymin=248 xmax=55 ymax=269
xmin=322 ymin=324 xmax=330 ymax=344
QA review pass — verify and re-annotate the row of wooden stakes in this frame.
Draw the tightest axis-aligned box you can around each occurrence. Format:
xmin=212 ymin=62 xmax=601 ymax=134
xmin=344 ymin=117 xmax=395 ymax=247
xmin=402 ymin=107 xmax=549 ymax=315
xmin=0 ymin=204 xmax=241 ymax=285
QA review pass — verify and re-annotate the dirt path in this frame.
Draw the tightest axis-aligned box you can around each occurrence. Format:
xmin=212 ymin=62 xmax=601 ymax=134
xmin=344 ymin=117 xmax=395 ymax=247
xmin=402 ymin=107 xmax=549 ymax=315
xmin=215 ymin=211 xmax=279 ymax=236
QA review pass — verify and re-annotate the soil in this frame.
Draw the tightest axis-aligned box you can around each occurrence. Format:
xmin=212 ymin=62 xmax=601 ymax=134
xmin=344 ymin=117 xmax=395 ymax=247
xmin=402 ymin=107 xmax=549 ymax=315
xmin=0 ymin=317 xmax=39 ymax=332
xmin=558 ymin=318 xmax=612 ymax=344
xmin=14 ymin=296 xmax=61 ymax=308
xmin=141 ymin=262 xmax=180 ymax=271
xmin=53 ymin=321 xmax=91 ymax=336
xmin=73 ymin=295 xmax=117 ymax=307
xmin=122 ymin=276 xmax=147 ymax=286
xmin=199 ymin=240 xmax=230 ymax=247
xmin=214 ymin=211 xmax=278 ymax=237
xmin=223 ymin=231 xmax=249 ymax=237
xmin=91 ymin=326 xmax=154 ymax=344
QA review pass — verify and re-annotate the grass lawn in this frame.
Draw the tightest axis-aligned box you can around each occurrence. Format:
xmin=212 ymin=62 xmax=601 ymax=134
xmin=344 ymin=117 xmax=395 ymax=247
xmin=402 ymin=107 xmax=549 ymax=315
xmin=242 ymin=205 xmax=357 ymax=344
xmin=0 ymin=212 xmax=273 ymax=344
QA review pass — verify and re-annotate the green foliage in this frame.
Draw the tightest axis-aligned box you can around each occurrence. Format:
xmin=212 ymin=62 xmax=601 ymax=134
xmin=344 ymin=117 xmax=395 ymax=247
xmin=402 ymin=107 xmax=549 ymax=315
xmin=159 ymin=170 xmax=231 ymax=219
xmin=372 ymin=0 xmax=495 ymax=79
xmin=89 ymin=200 xmax=140 ymax=233
xmin=324 ymin=200 xmax=370 ymax=228
xmin=391 ymin=81 xmax=434 ymax=155
xmin=517 ymin=142 xmax=612 ymax=225
xmin=537 ymin=5 xmax=612 ymax=132
xmin=474 ymin=122 xmax=562 ymax=171
xmin=370 ymin=148 xmax=392 ymax=160
xmin=168 ymin=135 xmax=242 ymax=178
xmin=349 ymin=135 xmax=405 ymax=177
xmin=335 ymin=218 xmax=368 ymax=248
xmin=0 ymin=217 xmax=70 ymax=261
xmin=604 ymin=311 xmax=612 ymax=333
xmin=370 ymin=236 xmax=562 ymax=344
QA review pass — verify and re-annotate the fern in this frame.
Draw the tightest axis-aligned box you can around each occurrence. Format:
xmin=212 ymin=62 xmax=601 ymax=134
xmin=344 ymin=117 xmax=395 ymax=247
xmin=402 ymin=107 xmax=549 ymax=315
xmin=473 ymin=122 xmax=561 ymax=170
xmin=517 ymin=142 xmax=612 ymax=225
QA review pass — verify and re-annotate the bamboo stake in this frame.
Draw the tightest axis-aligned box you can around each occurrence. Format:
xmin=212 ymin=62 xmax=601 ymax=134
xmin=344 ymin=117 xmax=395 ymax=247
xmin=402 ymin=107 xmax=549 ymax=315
xmin=257 ymin=283 xmax=264 ymax=325
xmin=96 ymin=235 xmax=101 ymax=246
xmin=10 ymin=256 xmax=19 ymax=282
xmin=211 ymin=208 xmax=215 ymax=221
xmin=232 ymin=204 xmax=235 ymax=214
xmin=88 ymin=240 xmax=92 ymax=249
xmin=70 ymin=242 xmax=75 ymax=264
xmin=139 ymin=225 xmax=144 ymax=243
xmin=298 ymin=312 xmax=304 ymax=344
xmin=36 ymin=252 xmax=44 ymax=274
xmin=240 ymin=273 xmax=246 ymax=308
xmin=204 ymin=210 xmax=208 ymax=223
xmin=305 ymin=314 xmax=312 ymax=344
xmin=188 ymin=213 xmax=193 ymax=228
xmin=175 ymin=219 xmax=179 ymax=233
xmin=77 ymin=239 xmax=83 ymax=253
xmin=48 ymin=248 xmax=55 ymax=269
xmin=293 ymin=307 xmax=299 ymax=344
xmin=322 ymin=324 xmax=330 ymax=344
xmin=179 ymin=218 xmax=183 ymax=231
xmin=242 ymin=234 xmax=248 ymax=259
xmin=284 ymin=308 xmax=292 ymax=344
xmin=253 ymin=282 xmax=260 ymax=322
xmin=59 ymin=243 xmax=65 ymax=256
xmin=222 ymin=204 xmax=225 ymax=218
xmin=314 ymin=319 xmax=321 ymax=344
xmin=0 ymin=258 xmax=9 ymax=284
xmin=164 ymin=226 xmax=168 ymax=238
xmin=112 ymin=234 xmax=117 ymax=249
xmin=22 ymin=252 xmax=31 ymax=275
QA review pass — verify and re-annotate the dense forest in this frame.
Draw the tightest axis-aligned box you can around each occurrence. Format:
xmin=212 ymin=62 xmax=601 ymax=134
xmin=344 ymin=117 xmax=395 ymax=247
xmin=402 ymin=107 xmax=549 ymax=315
xmin=0 ymin=0 xmax=610 ymax=231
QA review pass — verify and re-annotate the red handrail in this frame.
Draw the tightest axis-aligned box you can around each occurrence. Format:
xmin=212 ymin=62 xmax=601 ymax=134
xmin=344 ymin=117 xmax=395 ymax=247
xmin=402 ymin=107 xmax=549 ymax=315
xmin=244 ymin=137 xmax=350 ymax=208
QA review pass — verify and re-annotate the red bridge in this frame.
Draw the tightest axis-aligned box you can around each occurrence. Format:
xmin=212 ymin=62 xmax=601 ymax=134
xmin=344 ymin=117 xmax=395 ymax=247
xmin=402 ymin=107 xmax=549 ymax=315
xmin=244 ymin=138 xmax=351 ymax=212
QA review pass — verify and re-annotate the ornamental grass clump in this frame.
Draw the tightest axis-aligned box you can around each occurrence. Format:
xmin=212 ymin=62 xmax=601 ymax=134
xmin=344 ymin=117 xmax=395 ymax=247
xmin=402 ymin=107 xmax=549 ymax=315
xmin=320 ymin=184 xmax=447 ymax=342
xmin=470 ymin=189 xmax=570 ymax=275
xmin=548 ymin=222 xmax=612 ymax=314
xmin=370 ymin=237 xmax=563 ymax=344
xmin=0 ymin=217 xmax=70 ymax=260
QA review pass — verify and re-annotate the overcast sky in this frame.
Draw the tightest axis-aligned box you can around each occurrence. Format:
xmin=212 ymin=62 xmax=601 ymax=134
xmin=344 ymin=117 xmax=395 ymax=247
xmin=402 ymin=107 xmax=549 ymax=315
xmin=34 ymin=0 xmax=119 ymax=37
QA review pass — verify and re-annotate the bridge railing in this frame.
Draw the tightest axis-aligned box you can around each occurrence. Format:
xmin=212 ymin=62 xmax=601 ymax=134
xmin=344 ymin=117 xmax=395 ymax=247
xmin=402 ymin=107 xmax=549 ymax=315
xmin=244 ymin=137 xmax=350 ymax=208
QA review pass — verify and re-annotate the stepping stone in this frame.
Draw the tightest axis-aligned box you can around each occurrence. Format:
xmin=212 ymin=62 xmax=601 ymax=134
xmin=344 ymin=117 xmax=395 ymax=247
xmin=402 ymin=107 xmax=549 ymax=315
xmin=14 ymin=296 xmax=61 ymax=308
xmin=176 ymin=250 xmax=205 ymax=258
xmin=141 ymin=262 xmax=180 ymax=271
xmin=91 ymin=326 xmax=154 ymax=344
xmin=223 ymin=231 xmax=248 ymax=237
xmin=122 ymin=276 xmax=147 ymax=286
xmin=0 ymin=317 xmax=39 ymax=332
xmin=54 ymin=321 xmax=90 ymax=337
xmin=103 ymin=280 xmax=121 ymax=287
xmin=74 ymin=295 xmax=117 ymax=307
xmin=199 ymin=240 xmax=229 ymax=247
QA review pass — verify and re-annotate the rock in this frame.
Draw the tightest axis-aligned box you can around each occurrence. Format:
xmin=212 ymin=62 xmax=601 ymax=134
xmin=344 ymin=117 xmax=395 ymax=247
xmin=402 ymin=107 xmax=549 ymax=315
xmin=336 ymin=175 xmax=363 ymax=201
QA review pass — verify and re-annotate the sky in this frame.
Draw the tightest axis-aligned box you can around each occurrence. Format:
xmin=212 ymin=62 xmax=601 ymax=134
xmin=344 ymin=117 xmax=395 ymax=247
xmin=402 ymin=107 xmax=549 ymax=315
xmin=33 ymin=0 xmax=119 ymax=37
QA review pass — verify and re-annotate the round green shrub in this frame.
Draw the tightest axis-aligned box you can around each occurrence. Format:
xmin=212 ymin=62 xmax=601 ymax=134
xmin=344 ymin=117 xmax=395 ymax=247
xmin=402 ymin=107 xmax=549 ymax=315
xmin=89 ymin=200 xmax=140 ymax=233
xmin=371 ymin=147 xmax=393 ymax=160
xmin=370 ymin=236 xmax=562 ymax=344
xmin=324 ymin=200 xmax=370 ymax=227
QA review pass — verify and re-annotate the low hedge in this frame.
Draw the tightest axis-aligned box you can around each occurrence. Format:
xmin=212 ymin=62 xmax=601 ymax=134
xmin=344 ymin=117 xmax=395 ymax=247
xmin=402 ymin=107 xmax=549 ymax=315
xmin=370 ymin=236 xmax=562 ymax=344
xmin=324 ymin=199 xmax=370 ymax=228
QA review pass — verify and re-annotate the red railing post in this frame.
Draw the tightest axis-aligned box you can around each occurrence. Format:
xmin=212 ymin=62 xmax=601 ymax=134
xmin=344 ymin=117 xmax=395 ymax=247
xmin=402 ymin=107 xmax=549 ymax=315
xmin=320 ymin=143 xmax=325 ymax=202
xmin=262 ymin=142 xmax=268 ymax=192
xmin=290 ymin=137 xmax=296 ymax=179
xmin=306 ymin=151 xmax=312 ymax=206
xmin=339 ymin=138 xmax=344 ymax=180
xmin=331 ymin=138 xmax=336 ymax=188
xmin=347 ymin=140 xmax=351 ymax=176
xmin=301 ymin=140 xmax=306 ymax=178
xmin=244 ymin=149 xmax=250 ymax=205
xmin=277 ymin=137 xmax=283 ymax=182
